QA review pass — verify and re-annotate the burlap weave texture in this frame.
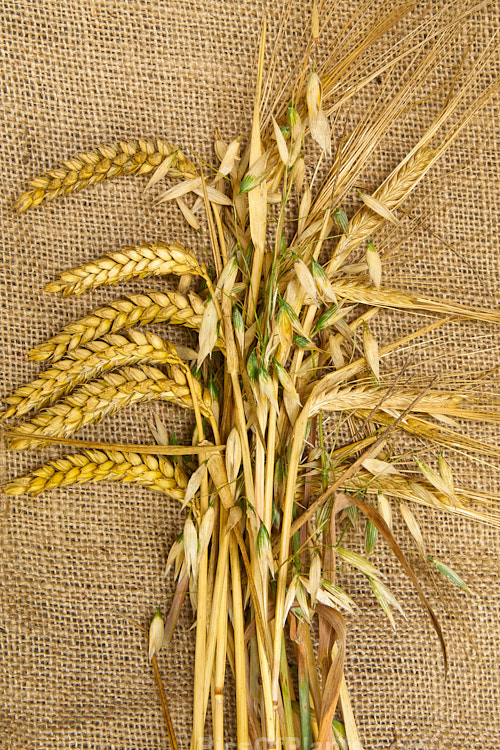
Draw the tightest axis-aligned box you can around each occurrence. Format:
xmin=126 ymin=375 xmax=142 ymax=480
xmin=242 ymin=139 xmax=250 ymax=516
xmin=1 ymin=1 xmax=499 ymax=748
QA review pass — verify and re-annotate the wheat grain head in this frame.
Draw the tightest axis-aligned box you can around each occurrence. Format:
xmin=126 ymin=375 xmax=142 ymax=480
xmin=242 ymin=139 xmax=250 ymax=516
xmin=29 ymin=290 xmax=208 ymax=362
xmin=13 ymin=138 xmax=196 ymax=212
xmin=8 ymin=365 xmax=212 ymax=449
xmin=1 ymin=330 xmax=181 ymax=421
xmin=44 ymin=241 xmax=205 ymax=297
xmin=1 ymin=448 xmax=188 ymax=499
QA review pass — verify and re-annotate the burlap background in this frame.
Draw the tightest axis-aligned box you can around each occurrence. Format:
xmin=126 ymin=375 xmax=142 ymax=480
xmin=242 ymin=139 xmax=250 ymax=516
xmin=1 ymin=1 xmax=499 ymax=748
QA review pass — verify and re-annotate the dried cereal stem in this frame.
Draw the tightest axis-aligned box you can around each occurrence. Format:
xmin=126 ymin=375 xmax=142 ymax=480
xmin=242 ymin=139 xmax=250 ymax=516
xmin=151 ymin=655 xmax=179 ymax=750
xmin=188 ymin=365 xmax=211 ymax=750
xmin=229 ymin=535 xmax=249 ymax=750
xmin=207 ymin=515 xmax=231 ymax=748
xmin=272 ymin=403 xmax=311 ymax=704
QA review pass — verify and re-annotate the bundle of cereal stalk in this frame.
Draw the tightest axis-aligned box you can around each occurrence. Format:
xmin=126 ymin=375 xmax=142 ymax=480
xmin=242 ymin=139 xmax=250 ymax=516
xmin=2 ymin=2 xmax=500 ymax=748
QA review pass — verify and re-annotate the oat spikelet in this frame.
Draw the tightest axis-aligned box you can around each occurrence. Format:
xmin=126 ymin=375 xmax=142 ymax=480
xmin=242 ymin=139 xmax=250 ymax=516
xmin=328 ymin=147 xmax=433 ymax=275
xmin=363 ymin=324 xmax=380 ymax=380
xmin=1 ymin=330 xmax=180 ymax=421
xmin=44 ymin=241 xmax=205 ymax=297
xmin=1 ymin=449 xmax=187 ymax=500
xmin=13 ymin=138 xmax=196 ymax=213
xmin=9 ymin=365 xmax=212 ymax=449
xmin=30 ymin=290 xmax=208 ymax=362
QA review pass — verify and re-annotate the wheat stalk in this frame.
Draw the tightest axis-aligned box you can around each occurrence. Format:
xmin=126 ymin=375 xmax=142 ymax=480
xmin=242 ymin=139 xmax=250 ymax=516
xmin=44 ymin=241 xmax=205 ymax=297
xmin=12 ymin=138 xmax=196 ymax=213
xmin=0 ymin=448 xmax=187 ymax=499
xmin=1 ymin=330 xmax=181 ymax=421
xmin=30 ymin=290 xmax=208 ymax=362
xmin=8 ymin=365 xmax=212 ymax=450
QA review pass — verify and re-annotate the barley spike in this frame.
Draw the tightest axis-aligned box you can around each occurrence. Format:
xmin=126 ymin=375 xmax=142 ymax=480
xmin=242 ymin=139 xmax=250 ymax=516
xmin=332 ymin=281 xmax=500 ymax=324
xmin=328 ymin=147 xmax=433 ymax=275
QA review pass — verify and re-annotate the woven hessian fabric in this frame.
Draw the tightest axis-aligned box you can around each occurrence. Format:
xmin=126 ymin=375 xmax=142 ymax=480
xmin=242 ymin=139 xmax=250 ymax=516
xmin=1 ymin=1 xmax=499 ymax=748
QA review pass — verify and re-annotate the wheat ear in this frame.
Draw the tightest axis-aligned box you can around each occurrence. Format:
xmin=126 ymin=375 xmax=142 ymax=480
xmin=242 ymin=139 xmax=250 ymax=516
xmin=1 ymin=331 xmax=180 ymax=421
xmin=327 ymin=147 xmax=434 ymax=275
xmin=30 ymin=290 xmax=207 ymax=362
xmin=8 ymin=366 xmax=212 ymax=450
xmin=44 ymin=242 xmax=205 ymax=297
xmin=1 ymin=449 xmax=187 ymax=500
xmin=13 ymin=138 xmax=196 ymax=213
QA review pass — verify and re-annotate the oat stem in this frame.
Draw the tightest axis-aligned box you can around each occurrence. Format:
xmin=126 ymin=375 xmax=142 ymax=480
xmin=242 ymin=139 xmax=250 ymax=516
xmin=152 ymin=655 xmax=179 ymax=750
xmin=246 ymin=19 xmax=268 ymax=328
xmin=213 ymin=509 xmax=229 ymax=750
xmin=229 ymin=535 xmax=249 ymax=750
xmin=272 ymin=401 xmax=311 ymax=702
xmin=187 ymin=363 xmax=210 ymax=750
xmin=279 ymin=635 xmax=297 ymax=750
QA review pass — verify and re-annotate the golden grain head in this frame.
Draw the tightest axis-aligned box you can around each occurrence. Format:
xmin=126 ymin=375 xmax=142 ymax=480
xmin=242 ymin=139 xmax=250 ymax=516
xmin=1 ymin=448 xmax=185 ymax=499
xmin=13 ymin=138 xmax=196 ymax=213
xmin=44 ymin=241 xmax=204 ymax=297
